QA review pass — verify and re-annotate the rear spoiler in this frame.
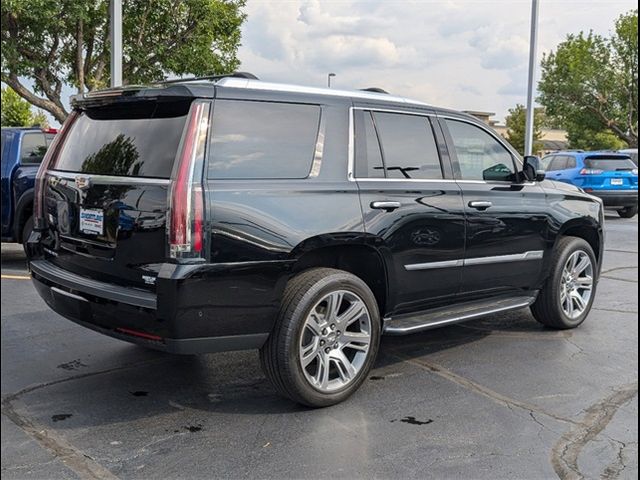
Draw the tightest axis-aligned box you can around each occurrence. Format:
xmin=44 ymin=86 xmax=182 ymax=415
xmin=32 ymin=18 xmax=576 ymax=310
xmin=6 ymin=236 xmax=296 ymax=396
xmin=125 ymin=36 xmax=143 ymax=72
xmin=70 ymin=84 xmax=201 ymax=109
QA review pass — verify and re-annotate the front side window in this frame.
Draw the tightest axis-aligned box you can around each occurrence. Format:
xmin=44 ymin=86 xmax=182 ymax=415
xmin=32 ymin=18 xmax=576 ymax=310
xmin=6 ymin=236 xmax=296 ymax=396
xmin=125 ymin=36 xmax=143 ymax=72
xmin=372 ymin=112 xmax=442 ymax=179
xmin=446 ymin=119 xmax=516 ymax=181
xmin=208 ymin=100 xmax=321 ymax=179
xmin=20 ymin=132 xmax=48 ymax=164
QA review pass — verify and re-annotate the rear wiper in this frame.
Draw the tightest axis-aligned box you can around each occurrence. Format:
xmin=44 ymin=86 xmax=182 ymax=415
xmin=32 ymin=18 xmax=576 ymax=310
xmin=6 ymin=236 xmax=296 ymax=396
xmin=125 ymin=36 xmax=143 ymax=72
xmin=616 ymin=167 xmax=633 ymax=171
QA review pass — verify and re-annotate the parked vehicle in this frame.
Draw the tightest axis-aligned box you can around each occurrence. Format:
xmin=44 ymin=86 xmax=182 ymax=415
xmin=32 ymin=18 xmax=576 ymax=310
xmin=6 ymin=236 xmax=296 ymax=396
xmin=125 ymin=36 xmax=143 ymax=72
xmin=542 ymin=151 xmax=638 ymax=218
xmin=28 ymin=74 xmax=605 ymax=407
xmin=618 ymin=148 xmax=638 ymax=166
xmin=1 ymin=127 xmax=56 ymax=251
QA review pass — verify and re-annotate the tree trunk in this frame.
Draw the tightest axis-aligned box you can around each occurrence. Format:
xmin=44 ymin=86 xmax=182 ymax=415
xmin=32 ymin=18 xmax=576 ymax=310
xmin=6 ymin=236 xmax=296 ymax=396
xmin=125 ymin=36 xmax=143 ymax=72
xmin=2 ymin=74 xmax=68 ymax=124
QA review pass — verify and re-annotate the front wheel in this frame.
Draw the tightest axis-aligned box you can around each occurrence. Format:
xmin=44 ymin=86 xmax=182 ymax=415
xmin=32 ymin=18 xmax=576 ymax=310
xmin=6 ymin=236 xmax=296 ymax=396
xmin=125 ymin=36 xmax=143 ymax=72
xmin=260 ymin=268 xmax=381 ymax=407
xmin=531 ymin=237 xmax=597 ymax=329
xmin=617 ymin=206 xmax=638 ymax=218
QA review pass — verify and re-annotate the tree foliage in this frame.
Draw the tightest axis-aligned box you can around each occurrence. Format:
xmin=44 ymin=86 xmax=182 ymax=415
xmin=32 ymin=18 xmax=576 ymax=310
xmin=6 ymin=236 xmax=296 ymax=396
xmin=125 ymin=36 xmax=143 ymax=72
xmin=1 ymin=86 xmax=49 ymax=127
xmin=1 ymin=0 xmax=246 ymax=124
xmin=538 ymin=9 xmax=638 ymax=148
xmin=505 ymin=104 xmax=546 ymax=155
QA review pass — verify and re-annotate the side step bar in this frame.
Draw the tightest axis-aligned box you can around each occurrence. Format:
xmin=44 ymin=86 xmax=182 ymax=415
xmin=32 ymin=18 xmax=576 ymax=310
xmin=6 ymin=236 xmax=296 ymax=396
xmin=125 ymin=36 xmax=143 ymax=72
xmin=383 ymin=295 xmax=537 ymax=335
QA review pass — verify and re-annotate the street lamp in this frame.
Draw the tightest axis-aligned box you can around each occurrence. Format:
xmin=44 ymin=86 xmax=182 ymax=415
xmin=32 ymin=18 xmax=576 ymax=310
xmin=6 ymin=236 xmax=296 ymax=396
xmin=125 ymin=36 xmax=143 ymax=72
xmin=327 ymin=73 xmax=336 ymax=88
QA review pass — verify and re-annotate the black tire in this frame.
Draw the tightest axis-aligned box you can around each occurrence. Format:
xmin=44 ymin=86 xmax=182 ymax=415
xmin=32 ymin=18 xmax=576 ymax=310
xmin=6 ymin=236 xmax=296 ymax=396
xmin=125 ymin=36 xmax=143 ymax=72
xmin=260 ymin=268 xmax=381 ymax=407
xmin=531 ymin=236 xmax=598 ymax=329
xmin=617 ymin=206 xmax=638 ymax=218
xmin=21 ymin=215 xmax=34 ymax=256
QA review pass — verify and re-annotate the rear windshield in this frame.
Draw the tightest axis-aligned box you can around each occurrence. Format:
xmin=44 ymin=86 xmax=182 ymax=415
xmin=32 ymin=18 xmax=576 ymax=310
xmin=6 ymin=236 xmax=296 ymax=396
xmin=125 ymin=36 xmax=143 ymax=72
xmin=53 ymin=100 xmax=190 ymax=178
xmin=584 ymin=156 xmax=636 ymax=171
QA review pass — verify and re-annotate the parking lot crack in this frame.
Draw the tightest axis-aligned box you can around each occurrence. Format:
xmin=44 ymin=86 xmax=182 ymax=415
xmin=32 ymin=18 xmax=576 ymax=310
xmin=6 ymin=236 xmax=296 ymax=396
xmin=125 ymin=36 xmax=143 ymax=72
xmin=388 ymin=352 xmax=577 ymax=426
xmin=550 ymin=382 xmax=638 ymax=480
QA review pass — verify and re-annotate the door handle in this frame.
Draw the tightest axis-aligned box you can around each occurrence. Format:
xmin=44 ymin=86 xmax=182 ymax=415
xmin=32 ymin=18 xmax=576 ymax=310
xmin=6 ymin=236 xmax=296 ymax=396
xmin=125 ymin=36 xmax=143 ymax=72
xmin=371 ymin=201 xmax=401 ymax=211
xmin=468 ymin=201 xmax=493 ymax=210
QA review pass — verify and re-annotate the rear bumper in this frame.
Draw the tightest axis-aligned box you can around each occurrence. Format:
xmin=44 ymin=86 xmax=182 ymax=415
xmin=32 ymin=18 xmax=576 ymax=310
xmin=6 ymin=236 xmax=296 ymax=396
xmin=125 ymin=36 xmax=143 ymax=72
xmin=30 ymin=259 xmax=269 ymax=354
xmin=588 ymin=190 xmax=638 ymax=208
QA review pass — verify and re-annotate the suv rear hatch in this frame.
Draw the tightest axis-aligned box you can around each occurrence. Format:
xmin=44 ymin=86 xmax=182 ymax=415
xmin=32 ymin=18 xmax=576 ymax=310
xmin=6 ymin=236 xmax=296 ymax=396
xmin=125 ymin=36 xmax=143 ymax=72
xmin=36 ymin=94 xmax=205 ymax=290
xmin=580 ymin=155 xmax=639 ymax=190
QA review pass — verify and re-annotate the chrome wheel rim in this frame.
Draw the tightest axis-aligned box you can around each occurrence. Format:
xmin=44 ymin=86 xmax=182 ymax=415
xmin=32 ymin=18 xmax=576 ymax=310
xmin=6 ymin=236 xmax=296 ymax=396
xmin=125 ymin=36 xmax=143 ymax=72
xmin=299 ymin=290 xmax=372 ymax=393
xmin=560 ymin=250 xmax=594 ymax=320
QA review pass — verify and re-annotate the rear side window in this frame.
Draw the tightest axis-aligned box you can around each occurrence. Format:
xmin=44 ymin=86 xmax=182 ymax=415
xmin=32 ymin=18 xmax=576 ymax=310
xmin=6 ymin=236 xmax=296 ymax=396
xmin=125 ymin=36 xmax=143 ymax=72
xmin=20 ymin=132 xmax=48 ymax=164
xmin=354 ymin=111 xmax=384 ymax=178
xmin=585 ymin=157 xmax=636 ymax=171
xmin=547 ymin=156 xmax=568 ymax=171
xmin=208 ymin=100 xmax=321 ymax=179
xmin=372 ymin=112 xmax=442 ymax=179
xmin=445 ymin=119 xmax=515 ymax=181
xmin=54 ymin=100 xmax=190 ymax=178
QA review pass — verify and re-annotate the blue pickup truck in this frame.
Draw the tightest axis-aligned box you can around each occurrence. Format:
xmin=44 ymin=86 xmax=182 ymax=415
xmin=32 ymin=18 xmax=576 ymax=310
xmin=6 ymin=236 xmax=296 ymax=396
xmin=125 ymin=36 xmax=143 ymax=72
xmin=1 ymin=127 xmax=56 ymax=250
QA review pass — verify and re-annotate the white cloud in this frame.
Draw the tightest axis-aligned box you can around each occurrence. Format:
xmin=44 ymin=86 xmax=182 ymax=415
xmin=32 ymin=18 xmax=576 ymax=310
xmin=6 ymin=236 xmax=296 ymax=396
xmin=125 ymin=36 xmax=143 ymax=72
xmin=235 ymin=0 xmax=636 ymax=122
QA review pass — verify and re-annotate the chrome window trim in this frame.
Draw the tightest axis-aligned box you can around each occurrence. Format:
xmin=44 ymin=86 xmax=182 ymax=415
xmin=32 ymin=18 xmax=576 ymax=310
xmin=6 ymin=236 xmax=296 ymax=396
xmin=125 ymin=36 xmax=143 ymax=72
xmin=404 ymin=250 xmax=544 ymax=271
xmin=347 ymin=107 xmax=534 ymax=186
xmin=308 ymin=107 xmax=327 ymax=178
xmin=47 ymin=170 xmax=171 ymax=185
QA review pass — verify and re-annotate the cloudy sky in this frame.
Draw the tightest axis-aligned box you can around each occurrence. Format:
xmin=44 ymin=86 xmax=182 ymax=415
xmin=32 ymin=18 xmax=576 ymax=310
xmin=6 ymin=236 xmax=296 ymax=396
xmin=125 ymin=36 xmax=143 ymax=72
xmin=237 ymin=0 xmax=637 ymax=122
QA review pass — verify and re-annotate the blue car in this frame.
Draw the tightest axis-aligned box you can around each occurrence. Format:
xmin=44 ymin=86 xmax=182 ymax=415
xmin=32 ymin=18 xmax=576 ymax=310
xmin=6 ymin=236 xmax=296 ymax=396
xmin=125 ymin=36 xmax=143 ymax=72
xmin=1 ymin=127 xmax=56 ymax=250
xmin=542 ymin=151 xmax=638 ymax=218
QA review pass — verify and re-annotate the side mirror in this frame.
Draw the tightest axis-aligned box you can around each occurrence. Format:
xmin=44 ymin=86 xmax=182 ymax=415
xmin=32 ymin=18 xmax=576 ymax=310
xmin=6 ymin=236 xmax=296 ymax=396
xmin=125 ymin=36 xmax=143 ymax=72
xmin=522 ymin=155 xmax=546 ymax=182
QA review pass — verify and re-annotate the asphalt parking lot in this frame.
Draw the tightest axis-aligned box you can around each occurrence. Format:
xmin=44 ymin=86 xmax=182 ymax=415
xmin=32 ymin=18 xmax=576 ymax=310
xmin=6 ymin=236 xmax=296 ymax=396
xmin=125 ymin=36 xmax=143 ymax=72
xmin=1 ymin=214 xmax=637 ymax=480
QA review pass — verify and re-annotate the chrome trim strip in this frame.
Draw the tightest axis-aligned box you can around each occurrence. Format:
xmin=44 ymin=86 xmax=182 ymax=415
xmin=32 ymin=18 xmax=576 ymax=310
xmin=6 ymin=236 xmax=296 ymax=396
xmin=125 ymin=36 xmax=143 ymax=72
xmin=51 ymin=286 xmax=89 ymax=303
xmin=308 ymin=108 xmax=327 ymax=178
xmin=405 ymin=259 xmax=464 ymax=271
xmin=384 ymin=297 xmax=535 ymax=334
xmin=47 ymin=170 xmax=171 ymax=186
xmin=404 ymin=250 xmax=544 ymax=271
xmin=464 ymin=250 xmax=544 ymax=266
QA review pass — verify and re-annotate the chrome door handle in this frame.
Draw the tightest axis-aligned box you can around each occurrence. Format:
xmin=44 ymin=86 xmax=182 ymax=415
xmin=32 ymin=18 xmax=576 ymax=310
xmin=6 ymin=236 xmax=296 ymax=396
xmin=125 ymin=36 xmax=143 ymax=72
xmin=371 ymin=201 xmax=401 ymax=211
xmin=468 ymin=201 xmax=493 ymax=210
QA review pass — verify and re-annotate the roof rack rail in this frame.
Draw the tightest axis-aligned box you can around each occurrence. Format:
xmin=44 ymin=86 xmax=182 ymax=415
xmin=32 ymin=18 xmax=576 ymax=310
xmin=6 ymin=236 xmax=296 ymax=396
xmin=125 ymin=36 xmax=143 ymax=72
xmin=158 ymin=71 xmax=259 ymax=85
xmin=360 ymin=87 xmax=389 ymax=94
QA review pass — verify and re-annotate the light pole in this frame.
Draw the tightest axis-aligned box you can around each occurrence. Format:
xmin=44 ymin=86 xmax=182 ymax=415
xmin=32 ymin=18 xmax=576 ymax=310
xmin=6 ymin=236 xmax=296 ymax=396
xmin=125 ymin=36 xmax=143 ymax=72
xmin=327 ymin=73 xmax=336 ymax=88
xmin=524 ymin=0 xmax=539 ymax=156
xmin=110 ymin=0 xmax=122 ymax=87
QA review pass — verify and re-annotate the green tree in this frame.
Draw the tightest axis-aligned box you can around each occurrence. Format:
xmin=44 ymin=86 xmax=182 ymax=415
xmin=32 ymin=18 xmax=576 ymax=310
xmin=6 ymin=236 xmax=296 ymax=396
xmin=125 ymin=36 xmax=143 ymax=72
xmin=1 ymin=0 xmax=246 ymax=124
xmin=505 ymin=104 xmax=547 ymax=155
xmin=1 ymin=86 xmax=49 ymax=127
xmin=538 ymin=9 xmax=638 ymax=148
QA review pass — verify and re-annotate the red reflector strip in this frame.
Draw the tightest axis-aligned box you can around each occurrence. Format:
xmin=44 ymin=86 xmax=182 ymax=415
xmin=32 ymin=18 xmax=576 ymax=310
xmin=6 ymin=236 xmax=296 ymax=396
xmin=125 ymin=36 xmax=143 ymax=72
xmin=116 ymin=327 xmax=163 ymax=342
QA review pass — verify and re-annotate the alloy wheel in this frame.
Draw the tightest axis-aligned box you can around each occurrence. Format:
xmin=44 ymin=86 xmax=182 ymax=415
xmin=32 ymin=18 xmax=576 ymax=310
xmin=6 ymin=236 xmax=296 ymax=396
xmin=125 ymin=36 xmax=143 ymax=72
xmin=560 ymin=250 xmax=594 ymax=319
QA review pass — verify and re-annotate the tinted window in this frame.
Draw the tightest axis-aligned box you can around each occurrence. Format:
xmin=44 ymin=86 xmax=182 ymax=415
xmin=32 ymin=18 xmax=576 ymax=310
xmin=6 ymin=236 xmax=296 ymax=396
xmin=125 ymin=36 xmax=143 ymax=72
xmin=54 ymin=101 xmax=190 ymax=178
xmin=373 ymin=112 xmax=442 ymax=179
xmin=208 ymin=101 xmax=320 ymax=179
xmin=355 ymin=111 xmax=384 ymax=178
xmin=547 ymin=156 xmax=569 ymax=171
xmin=20 ymin=132 xmax=48 ymax=164
xmin=446 ymin=119 xmax=515 ymax=181
xmin=566 ymin=157 xmax=577 ymax=169
xmin=585 ymin=157 xmax=636 ymax=171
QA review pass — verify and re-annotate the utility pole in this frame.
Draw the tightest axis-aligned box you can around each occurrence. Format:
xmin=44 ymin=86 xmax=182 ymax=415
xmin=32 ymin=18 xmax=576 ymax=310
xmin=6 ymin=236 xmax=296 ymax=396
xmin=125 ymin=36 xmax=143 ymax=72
xmin=110 ymin=0 xmax=122 ymax=87
xmin=327 ymin=73 xmax=336 ymax=88
xmin=524 ymin=0 xmax=539 ymax=156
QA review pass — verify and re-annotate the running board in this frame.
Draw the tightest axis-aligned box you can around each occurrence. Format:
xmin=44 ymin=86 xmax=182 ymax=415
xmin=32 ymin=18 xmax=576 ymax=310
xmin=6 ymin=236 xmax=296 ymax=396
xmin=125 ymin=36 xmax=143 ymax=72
xmin=383 ymin=295 xmax=537 ymax=335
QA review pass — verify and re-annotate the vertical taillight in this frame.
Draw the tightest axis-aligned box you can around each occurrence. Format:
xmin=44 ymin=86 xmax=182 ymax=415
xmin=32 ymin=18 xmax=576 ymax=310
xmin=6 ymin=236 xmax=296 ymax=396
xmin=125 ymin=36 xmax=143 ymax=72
xmin=33 ymin=111 xmax=79 ymax=230
xmin=169 ymin=101 xmax=210 ymax=259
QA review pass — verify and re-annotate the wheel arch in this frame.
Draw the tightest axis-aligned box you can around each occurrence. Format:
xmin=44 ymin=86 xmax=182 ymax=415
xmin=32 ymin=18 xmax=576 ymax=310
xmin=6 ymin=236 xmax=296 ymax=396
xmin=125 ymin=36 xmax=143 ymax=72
xmin=13 ymin=188 xmax=34 ymax=244
xmin=289 ymin=234 xmax=393 ymax=318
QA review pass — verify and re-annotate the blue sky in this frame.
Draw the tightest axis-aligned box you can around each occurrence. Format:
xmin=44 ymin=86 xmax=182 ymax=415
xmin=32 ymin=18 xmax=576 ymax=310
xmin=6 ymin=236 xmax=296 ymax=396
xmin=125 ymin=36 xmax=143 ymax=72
xmin=17 ymin=0 xmax=637 ymax=127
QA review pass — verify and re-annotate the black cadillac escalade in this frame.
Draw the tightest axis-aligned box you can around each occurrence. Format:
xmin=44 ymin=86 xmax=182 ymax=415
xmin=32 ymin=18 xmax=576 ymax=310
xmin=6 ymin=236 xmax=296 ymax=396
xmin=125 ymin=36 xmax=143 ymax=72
xmin=28 ymin=73 xmax=604 ymax=407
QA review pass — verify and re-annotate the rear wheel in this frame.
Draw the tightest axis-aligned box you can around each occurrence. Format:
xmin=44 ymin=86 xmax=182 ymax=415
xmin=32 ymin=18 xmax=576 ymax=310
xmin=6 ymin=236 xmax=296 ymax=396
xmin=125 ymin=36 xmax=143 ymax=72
xmin=617 ymin=206 xmax=638 ymax=218
xmin=260 ymin=268 xmax=381 ymax=407
xmin=531 ymin=237 xmax=597 ymax=329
